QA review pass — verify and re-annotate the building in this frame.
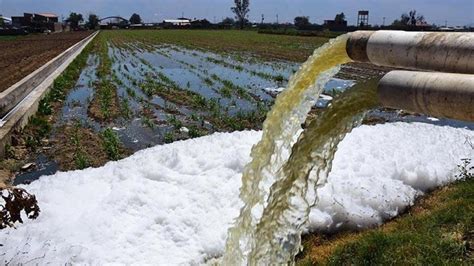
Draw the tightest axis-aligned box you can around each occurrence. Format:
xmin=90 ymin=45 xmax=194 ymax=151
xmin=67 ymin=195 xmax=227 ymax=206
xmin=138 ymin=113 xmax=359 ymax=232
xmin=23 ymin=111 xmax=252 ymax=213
xmin=0 ymin=15 xmax=12 ymax=25
xmin=324 ymin=17 xmax=348 ymax=31
xmin=324 ymin=12 xmax=348 ymax=31
xmin=323 ymin=19 xmax=348 ymax=27
xmin=163 ymin=19 xmax=191 ymax=26
xmin=357 ymin=11 xmax=369 ymax=27
xmin=11 ymin=13 xmax=61 ymax=32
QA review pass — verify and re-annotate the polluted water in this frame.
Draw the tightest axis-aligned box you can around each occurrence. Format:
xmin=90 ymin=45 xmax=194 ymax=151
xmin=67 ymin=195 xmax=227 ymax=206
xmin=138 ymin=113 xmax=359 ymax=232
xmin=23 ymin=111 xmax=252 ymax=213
xmin=221 ymin=34 xmax=379 ymax=264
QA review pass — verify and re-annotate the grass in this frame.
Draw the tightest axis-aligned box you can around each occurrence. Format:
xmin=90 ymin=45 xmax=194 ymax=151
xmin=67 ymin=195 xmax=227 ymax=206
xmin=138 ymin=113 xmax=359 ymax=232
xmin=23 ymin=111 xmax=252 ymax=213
xmin=98 ymin=80 xmax=118 ymax=119
xmin=220 ymin=86 xmax=232 ymax=98
xmin=164 ymin=132 xmax=174 ymax=143
xmin=100 ymin=128 xmax=121 ymax=161
xmin=71 ymin=122 xmax=91 ymax=170
xmin=100 ymin=30 xmax=330 ymax=63
xmin=167 ymin=115 xmax=183 ymax=130
xmin=259 ymin=28 xmax=345 ymax=39
xmin=142 ymin=116 xmax=155 ymax=129
xmin=188 ymin=126 xmax=203 ymax=138
xmin=15 ymin=42 xmax=94 ymax=151
xmin=297 ymin=178 xmax=474 ymax=265
xmin=88 ymin=34 xmax=121 ymax=121
xmin=120 ymin=97 xmax=133 ymax=119
xmin=0 ymin=35 xmax=21 ymax=41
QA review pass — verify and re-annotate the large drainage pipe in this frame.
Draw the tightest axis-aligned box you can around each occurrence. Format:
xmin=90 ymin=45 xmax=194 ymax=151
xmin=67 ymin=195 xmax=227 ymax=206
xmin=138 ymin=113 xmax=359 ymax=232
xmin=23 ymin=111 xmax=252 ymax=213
xmin=346 ymin=31 xmax=474 ymax=122
xmin=346 ymin=30 xmax=474 ymax=74
xmin=378 ymin=71 xmax=474 ymax=122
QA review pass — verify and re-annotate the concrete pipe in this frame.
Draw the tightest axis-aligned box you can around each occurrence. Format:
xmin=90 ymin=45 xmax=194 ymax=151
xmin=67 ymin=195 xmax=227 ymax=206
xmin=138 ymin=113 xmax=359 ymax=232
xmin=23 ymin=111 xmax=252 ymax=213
xmin=347 ymin=31 xmax=474 ymax=74
xmin=378 ymin=71 xmax=474 ymax=122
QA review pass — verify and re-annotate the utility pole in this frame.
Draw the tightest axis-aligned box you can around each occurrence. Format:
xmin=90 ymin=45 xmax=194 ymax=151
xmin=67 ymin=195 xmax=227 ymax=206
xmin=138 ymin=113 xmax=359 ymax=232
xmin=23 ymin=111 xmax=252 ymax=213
xmin=445 ymin=20 xmax=448 ymax=27
xmin=276 ymin=14 xmax=279 ymax=24
xmin=261 ymin=14 xmax=264 ymax=24
xmin=383 ymin=17 xmax=386 ymax=26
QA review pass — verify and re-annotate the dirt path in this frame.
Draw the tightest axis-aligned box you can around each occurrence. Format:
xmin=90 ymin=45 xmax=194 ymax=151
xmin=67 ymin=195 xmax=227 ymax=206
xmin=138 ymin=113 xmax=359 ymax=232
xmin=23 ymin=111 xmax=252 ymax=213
xmin=0 ymin=31 xmax=91 ymax=92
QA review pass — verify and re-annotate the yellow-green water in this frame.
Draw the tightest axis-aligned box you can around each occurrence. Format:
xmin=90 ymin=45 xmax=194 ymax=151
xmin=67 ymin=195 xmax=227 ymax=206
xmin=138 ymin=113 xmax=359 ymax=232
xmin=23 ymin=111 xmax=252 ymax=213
xmin=222 ymin=34 xmax=379 ymax=264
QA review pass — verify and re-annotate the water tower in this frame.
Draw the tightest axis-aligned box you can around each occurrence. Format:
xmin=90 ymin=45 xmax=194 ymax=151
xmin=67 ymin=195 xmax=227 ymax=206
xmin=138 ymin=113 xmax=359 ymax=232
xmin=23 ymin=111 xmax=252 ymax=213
xmin=357 ymin=10 xmax=369 ymax=27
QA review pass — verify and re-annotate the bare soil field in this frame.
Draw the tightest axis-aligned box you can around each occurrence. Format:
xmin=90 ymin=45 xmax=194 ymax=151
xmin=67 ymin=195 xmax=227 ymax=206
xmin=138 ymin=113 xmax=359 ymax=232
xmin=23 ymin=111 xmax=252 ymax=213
xmin=0 ymin=31 xmax=92 ymax=92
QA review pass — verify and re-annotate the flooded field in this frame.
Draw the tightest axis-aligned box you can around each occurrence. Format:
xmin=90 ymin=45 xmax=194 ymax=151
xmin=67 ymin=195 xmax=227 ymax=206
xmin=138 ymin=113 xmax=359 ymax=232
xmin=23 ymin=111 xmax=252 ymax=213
xmin=8 ymin=30 xmax=472 ymax=185
xmin=57 ymin=41 xmax=353 ymax=151
xmin=9 ymin=32 xmax=354 ymax=183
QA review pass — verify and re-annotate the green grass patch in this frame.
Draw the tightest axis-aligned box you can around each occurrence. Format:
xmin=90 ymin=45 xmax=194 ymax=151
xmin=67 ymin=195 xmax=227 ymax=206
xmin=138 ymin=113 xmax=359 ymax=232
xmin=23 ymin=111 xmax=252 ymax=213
xmin=0 ymin=35 xmax=21 ymax=41
xmin=100 ymin=128 xmax=121 ymax=161
xmin=297 ymin=178 xmax=474 ymax=265
xmin=164 ymin=132 xmax=174 ymax=143
xmin=100 ymin=30 xmax=330 ymax=63
xmin=71 ymin=122 xmax=91 ymax=170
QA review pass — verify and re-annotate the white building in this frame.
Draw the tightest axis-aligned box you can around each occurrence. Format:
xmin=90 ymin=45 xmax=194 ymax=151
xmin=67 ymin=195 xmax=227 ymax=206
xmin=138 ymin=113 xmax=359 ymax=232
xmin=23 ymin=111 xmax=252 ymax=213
xmin=0 ymin=16 xmax=12 ymax=25
xmin=163 ymin=19 xmax=191 ymax=26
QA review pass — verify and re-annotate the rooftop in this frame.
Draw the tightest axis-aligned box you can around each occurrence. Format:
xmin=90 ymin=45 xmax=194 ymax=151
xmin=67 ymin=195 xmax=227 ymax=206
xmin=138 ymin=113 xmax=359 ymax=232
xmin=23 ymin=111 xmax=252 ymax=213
xmin=36 ymin=13 xmax=58 ymax=18
xmin=164 ymin=19 xmax=191 ymax=23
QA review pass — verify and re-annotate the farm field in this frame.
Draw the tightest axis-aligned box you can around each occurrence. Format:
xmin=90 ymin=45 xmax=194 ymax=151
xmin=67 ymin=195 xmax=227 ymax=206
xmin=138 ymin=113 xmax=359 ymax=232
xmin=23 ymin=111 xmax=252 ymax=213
xmin=103 ymin=30 xmax=329 ymax=62
xmin=4 ymin=30 xmax=359 ymax=182
xmin=0 ymin=31 xmax=91 ymax=92
xmin=4 ymin=30 xmax=471 ymax=184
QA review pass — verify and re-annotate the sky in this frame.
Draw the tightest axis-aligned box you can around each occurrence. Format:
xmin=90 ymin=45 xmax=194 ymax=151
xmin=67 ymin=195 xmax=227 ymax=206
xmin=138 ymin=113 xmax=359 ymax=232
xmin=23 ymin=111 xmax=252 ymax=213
xmin=0 ymin=0 xmax=473 ymax=26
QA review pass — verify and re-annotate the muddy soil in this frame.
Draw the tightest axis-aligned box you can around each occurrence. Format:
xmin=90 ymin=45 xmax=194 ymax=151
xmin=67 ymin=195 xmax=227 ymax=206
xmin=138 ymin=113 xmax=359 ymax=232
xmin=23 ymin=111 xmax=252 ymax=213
xmin=338 ymin=62 xmax=393 ymax=81
xmin=88 ymin=82 xmax=122 ymax=122
xmin=0 ymin=31 xmax=91 ymax=92
xmin=49 ymin=125 xmax=130 ymax=171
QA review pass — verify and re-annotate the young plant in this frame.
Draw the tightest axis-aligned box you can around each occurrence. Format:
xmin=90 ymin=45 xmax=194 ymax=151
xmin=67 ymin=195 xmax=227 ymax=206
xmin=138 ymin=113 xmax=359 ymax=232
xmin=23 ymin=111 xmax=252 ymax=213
xmin=167 ymin=115 xmax=183 ymax=130
xmin=142 ymin=116 xmax=155 ymax=129
xmin=100 ymin=128 xmax=121 ymax=161
xmin=120 ymin=98 xmax=133 ymax=119
xmin=188 ymin=126 xmax=203 ymax=138
xmin=220 ymin=86 xmax=232 ymax=98
xmin=274 ymin=74 xmax=285 ymax=83
xmin=74 ymin=150 xmax=90 ymax=170
xmin=72 ymin=122 xmax=90 ymax=170
xmin=164 ymin=132 xmax=174 ymax=143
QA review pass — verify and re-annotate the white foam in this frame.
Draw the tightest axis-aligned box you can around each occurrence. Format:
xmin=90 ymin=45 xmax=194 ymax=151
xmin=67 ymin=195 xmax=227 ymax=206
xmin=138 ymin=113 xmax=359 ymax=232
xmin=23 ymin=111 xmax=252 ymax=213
xmin=1 ymin=122 xmax=472 ymax=264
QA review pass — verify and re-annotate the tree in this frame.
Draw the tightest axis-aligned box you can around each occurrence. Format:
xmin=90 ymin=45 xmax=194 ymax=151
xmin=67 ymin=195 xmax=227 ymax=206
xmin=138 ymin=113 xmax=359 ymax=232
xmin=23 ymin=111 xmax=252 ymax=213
xmin=231 ymin=0 xmax=250 ymax=29
xmin=130 ymin=13 xmax=142 ymax=24
xmin=221 ymin=17 xmax=235 ymax=25
xmin=334 ymin=12 xmax=346 ymax=24
xmin=408 ymin=10 xmax=425 ymax=25
xmin=294 ymin=16 xmax=310 ymax=30
xmin=191 ymin=19 xmax=212 ymax=29
xmin=392 ymin=10 xmax=425 ymax=26
xmin=87 ymin=14 xmax=99 ymax=29
xmin=67 ymin=12 xmax=84 ymax=29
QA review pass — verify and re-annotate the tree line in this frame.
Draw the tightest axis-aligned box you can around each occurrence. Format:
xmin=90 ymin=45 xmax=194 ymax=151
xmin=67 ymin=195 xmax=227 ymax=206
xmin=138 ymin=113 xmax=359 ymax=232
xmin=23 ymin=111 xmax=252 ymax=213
xmin=65 ymin=0 xmax=430 ymax=31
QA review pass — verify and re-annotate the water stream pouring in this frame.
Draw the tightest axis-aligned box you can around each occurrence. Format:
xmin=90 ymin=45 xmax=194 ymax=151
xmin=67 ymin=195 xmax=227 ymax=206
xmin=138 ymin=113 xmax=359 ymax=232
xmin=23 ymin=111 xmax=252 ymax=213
xmin=222 ymin=31 xmax=474 ymax=265
xmin=222 ymin=34 xmax=356 ymax=265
